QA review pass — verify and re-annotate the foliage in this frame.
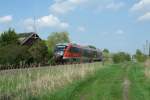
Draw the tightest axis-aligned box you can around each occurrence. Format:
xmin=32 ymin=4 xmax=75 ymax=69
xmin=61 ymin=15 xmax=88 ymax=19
xmin=112 ymin=52 xmax=131 ymax=63
xmin=134 ymin=49 xmax=147 ymax=62
xmin=129 ymin=63 xmax=150 ymax=99
xmin=103 ymin=49 xmax=109 ymax=53
xmin=0 ymin=28 xmax=18 ymax=46
xmin=0 ymin=29 xmax=50 ymax=67
xmin=0 ymin=44 xmax=30 ymax=66
xmin=102 ymin=48 xmax=110 ymax=62
xmin=88 ymin=45 xmax=96 ymax=49
xmin=29 ymin=40 xmax=49 ymax=64
xmin=0 ymin=63 xmax=101 ymax=99
xmin=47 ymin=32 xmax=70 ymax=57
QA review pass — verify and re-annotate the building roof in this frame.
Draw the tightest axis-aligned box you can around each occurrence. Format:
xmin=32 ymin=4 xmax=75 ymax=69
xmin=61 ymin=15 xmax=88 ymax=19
xmin=18 ymin=32 xmax=40 ymax=45
xmin=18 ymin=32 xmax=34 ymax=38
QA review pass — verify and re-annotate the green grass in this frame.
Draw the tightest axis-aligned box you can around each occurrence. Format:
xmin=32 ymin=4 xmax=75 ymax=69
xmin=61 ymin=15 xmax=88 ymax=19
xmin=0 ymin=63 xmax=103 ymax=99
xmin=39 ymin=64 xmax=125 ymax=100
xmin=1 ymin=62 xmax=150 ymax=100
xmin=41 ymin=62 xmax=150 ymax=100
xmin=128 ymin=63 xmax=150 ymax=100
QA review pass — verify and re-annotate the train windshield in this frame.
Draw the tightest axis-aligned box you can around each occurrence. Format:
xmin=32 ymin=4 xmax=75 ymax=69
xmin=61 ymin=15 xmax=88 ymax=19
xmin=55 ymin=45 xmax=67 ymax=52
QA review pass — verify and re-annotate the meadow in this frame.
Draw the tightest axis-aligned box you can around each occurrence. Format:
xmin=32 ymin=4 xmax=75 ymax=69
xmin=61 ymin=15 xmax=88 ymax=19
xmin=0 ymin=63 xmax=103 ymax=100
xmin=1 ymin=62 xmax=150 ymax=100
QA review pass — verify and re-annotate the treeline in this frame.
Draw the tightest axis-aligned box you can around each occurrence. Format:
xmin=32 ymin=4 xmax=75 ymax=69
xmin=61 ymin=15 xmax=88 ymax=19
xmin=0 ymin=28 xmax=148 ymax=69
xmin=0 ymin=29 xmax=70 ymax=69
xmin=103 ymin=48 xmax=147 ymax=63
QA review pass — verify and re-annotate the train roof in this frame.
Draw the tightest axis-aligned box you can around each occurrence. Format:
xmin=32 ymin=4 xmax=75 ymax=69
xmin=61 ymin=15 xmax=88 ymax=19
xmin=56 ymin=43 xmax=70 ymax=46
xmin=55 ymin=43 xmax=102 ymax=52
xmin=56 ymin=43 xmax=80 ymax=47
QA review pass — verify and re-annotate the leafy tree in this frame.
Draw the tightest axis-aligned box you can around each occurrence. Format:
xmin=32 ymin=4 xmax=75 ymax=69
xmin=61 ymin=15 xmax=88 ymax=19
xmin=102 ymin=49 xmax=110 ymax=62
xmin=103 ymin=49 xmax=109 ymax=53
xmin=0 ymin=28 xmax=18 ymax=46
xmin=112 ymin=52 xmax=131 ymax=63
xmin=88 ymin=45 xmax=96 ymax=49
xmin=29 ymin=40 xmax=49 ymax=64
xmin=0 ymin=44 xmax=30 ymax=66
xmin=134 ymin=49 xmax=147 ymax=62
xmin=47 ymin=32 xmax=70 ymax=57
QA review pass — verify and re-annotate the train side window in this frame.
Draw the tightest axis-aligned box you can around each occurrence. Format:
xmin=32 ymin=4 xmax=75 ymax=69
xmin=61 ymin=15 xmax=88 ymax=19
xmin=69 ymin=47 xmax=81 ymax=53
xmin=83 ymin=49 xmax=89 ymax=57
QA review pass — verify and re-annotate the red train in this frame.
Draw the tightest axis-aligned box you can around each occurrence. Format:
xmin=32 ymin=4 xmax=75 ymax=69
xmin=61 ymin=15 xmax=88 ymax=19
xmin=53 ymin=43 xmax=103 ymax=64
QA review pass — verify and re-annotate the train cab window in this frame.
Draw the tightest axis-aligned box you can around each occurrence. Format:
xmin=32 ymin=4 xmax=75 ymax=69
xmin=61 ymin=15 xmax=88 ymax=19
xmin=55 ymin=45 xmax=67 ymax=52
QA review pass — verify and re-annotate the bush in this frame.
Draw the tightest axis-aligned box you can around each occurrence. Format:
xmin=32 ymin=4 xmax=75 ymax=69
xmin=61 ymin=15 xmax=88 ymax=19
xmin=102 ymin=49 xmax=111 ymax=62
xmin=112 ymin=52 xmax=131 ymax=63
xmin=0 ymin=44 xmax=30 ymax=67
xmin=29 ymin=40 xmax=49 ymax=64
xmin=134 ymin=49 xmax=147 ymax=62
xmin=0 ymin=28 xmax=18 ymax=46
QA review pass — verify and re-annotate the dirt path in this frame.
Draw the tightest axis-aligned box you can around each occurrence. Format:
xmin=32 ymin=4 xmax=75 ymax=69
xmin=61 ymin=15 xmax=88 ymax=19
xmin=123 ymin=64 xmax=130 ymax=100
xmin=123 ymin=78 xmax=130 ymax=100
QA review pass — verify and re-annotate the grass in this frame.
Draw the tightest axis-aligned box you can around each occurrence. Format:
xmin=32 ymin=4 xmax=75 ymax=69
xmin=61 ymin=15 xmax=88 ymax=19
xmin=28 ymin=63 xmax=126 ymax=100
xmin=1 ymin=62 xmax=150 ymax=100
xmin=63 ymin=64 xmax=125 ymax=100
xmin=45 ymin=62 xmax=150 ymax=100
xmin=0 ymin=63 xmax=103 ymax=100
xmin=128 ymin=62 xmax=150 ymax=100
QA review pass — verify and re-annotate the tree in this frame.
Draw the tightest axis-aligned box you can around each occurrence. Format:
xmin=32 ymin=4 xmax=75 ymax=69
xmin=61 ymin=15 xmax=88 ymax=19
xmin=102 ymin=49 xmax=110 ymax=62
xmin=103 ymin=49 xmax=109 ymax=53
xmin=0 ymin=44 xmax=30 ymax=67
xmin=0 ymin=28 xmax=18 ymax=46
xmin=134 ymin=49 xmax=147 ymax=62
xmin=29 ymin=40 xmax=49 ymax=64
xmin=112 ymin=52 xmax=131 ymax=63
xmin=88 ymin=45 xmax=96 ymax=49
xmin=47 ymin=32 xmax=70 ymax=57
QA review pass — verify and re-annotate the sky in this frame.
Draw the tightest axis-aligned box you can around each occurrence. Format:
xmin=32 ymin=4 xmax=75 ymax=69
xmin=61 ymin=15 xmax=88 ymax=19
xmin=0 ymin=0 xmax=150 ymax=54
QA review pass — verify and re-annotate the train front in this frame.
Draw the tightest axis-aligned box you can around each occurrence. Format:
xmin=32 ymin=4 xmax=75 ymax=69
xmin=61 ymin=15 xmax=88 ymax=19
xmin=53 ymin=44 xmax=68 ymax=63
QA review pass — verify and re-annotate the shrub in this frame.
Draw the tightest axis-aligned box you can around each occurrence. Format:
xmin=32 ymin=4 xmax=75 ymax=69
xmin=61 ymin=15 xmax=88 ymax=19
xmin=0 ymin=28 xmax=18 ymax=46
xmin=134 ymin=49 xmax=147 ymax=62
xmin=0 ymin=44 xmax=30 ymax=67
xmin=28 ymin=40 xmax=49 ymax=64
xmin=112 ymin=52 xmax=131 ymax=63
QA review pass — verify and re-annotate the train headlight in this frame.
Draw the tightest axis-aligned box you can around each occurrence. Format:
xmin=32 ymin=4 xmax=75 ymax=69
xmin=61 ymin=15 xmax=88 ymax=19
xmin=60 ymin=51 xmax=63 ymax=55
xmin=57 ymin=51 xmax=64 ymax=55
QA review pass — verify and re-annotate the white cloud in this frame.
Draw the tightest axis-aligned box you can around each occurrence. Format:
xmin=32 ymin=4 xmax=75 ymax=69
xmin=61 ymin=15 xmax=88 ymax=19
xmin=116 ymin=29 xmax=125 ymax=35
xmin=50 ymin=0 xmax=125 ymax=14
xmin=23 ymin=18 xmax=34 ymax=31
xmin=77 ymin=26 xmax=86 ymax=32
xmin=106 ymin=2 xmax=125 ymax=11
xmin=96 ymin=1 xmax=125 ymax=12
xmin=131 ymin=0 xmax=150 ymax=13
xmin=23 ymin=14 xmax=69 ymax=31
xmin=138 ymin=12 xmax=150 ymax=21
xmin=49 ymin=0 xmax=88 ymax=14
xmin=131 ymin=0 xmax=150 ymax=22
xmin=0 ymin=15 xmax=12 ymax=24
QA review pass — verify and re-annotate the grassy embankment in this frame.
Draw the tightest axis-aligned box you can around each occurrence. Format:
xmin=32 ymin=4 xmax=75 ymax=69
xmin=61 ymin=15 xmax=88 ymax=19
xmin=50 ymin=62 xmax=150 ymax=100
xmin=0 ymin=63 xmax=103 ymax=99
xmin=128 ymin=61 xmax=150 ymax=100
xmin=55 ymin=63 xmax=125 ymax=100
xmin=1 ymin=62 xmax=150 ymax=100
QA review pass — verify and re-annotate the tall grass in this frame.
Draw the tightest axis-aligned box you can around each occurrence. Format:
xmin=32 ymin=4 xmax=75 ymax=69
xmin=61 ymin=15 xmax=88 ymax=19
xmin=144 ymin=59 xmax=150 ymax=78
xmin=128 ymin=62 xmax=150 ymax=100
xmin=0 ymin=63 xmax=102 ymax=99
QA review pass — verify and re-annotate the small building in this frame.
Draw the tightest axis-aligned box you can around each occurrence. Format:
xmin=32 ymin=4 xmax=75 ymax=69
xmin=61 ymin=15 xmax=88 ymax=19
xmin=18 ymin=32 xmax=40 ymax=46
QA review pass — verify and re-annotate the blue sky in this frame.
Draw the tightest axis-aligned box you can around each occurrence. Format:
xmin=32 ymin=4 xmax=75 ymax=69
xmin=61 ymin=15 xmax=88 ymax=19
xmin=0 ymin=0 xmax=150 ymax=54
